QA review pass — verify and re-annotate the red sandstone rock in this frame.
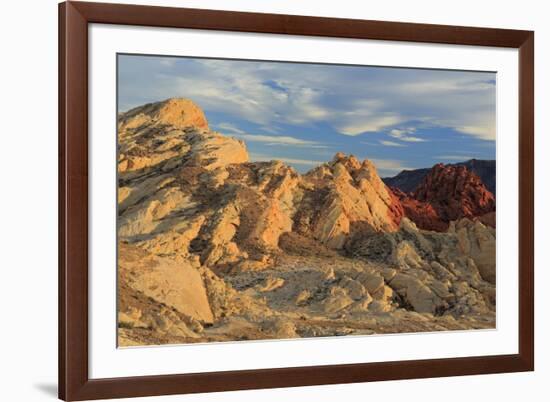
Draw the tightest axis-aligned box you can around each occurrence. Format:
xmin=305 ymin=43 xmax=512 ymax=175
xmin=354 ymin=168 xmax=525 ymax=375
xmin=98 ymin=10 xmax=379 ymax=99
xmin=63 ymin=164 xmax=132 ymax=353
xmin=392 ymin=164 xmax=496 ymax=231
xmin=415 ymin=164 xmax=495 ymax=219
xmin=391 ymin=187 xmax=448 ymax=231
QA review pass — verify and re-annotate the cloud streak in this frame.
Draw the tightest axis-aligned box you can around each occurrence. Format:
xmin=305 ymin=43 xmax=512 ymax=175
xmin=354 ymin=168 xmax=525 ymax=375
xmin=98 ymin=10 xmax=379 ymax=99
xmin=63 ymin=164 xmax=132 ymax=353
xmin=388 ymin=128 xmax=426 ymax=143
xmin=370 ymin=159 xmax=412 ymax=174
xmin=380 ymin=140 xmax=406 ymax=147
xmin=233 ymin=133 xmax=322 ymax=146
xmin=214 ymin=122 xmax=325 ymax=147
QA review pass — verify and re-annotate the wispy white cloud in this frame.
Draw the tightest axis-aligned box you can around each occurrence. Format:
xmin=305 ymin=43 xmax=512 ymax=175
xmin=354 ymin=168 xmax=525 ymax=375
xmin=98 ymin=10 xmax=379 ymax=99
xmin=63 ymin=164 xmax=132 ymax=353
xmin=453 ymin=113 xmax=495 ymax=140
xmin=370 ymin=158 xmax=412 ymax=175
xmin=388 ymin=128 xmax=426 ymax=142
xmin=338 ymin=114 xmax=402 ymax=136
xmin=389 ymin=77 xmax=496 ymax=141
xmin=214 ymin=122 xmax=325 ymax=147
xmin=333 ymin=99 xmax=403 ymax=136
xmin=398 ymin=79 xmax=495 ymax=94
xmin=380 ymin=140 xmax=406 ymax=147
xmin=215 ymin=122 xmax=245 ymax=134
xmin=233 ymin=133 xmax=321 ymax=146
xmin=455 ymin=125 xmax=494 ymax=140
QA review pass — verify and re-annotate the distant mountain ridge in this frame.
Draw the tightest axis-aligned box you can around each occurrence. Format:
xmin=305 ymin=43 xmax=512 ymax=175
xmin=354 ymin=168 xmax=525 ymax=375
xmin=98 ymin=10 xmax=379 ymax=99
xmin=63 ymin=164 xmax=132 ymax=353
xmin=383 ymin=159 xmax=496 ymax=195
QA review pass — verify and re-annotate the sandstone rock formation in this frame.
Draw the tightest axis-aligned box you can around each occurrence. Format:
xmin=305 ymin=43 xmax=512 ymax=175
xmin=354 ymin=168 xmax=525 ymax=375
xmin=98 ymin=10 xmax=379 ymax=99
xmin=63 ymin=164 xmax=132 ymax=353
xmin=393 ymin=163 xmax=496 ymax=231
xmin=414 ymin=164 xmax=495 ymax=220
xmin=117 ymin=98 xmax=496 ymax=346
xmin=300 ymin=153 xmax=404 ymax=249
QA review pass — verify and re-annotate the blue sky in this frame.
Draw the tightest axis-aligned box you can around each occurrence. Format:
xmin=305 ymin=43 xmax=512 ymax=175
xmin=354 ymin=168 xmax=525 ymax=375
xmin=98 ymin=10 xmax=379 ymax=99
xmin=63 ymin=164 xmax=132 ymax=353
xmin=118 ymin=54 xmax=496 ymax=177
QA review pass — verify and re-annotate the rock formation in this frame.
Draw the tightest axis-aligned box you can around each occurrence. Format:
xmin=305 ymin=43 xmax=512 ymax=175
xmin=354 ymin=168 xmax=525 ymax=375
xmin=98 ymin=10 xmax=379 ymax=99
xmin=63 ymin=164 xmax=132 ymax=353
xmin=117 ymin=98 xmax=496 ymax=346
xmin=457 ymin=159 xmax=496 ymax=195
xmin=299 ymin=153 xmax=404 ymax=249
xmin=393 ymin=164 xmax=496 ymax=231
xmin=414 ymin=164 xmax=495 ymax=219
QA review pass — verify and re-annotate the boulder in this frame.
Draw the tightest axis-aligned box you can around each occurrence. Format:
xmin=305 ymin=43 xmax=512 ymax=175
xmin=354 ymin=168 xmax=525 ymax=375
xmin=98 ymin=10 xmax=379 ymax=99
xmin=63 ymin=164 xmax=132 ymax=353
xmin=322 ymin=287 xmax=354 ymax=314
xmin=389 ymin=273 xmax=443 ymax=314
xmin=119 ymin=243 xmax=214 ymax=323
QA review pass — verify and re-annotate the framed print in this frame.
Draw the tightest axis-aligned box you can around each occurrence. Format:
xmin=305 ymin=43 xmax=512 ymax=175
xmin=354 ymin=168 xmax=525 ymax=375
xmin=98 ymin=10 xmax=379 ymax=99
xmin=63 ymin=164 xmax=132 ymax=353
xmin=59 ymin=1 xmax=534 ymax=400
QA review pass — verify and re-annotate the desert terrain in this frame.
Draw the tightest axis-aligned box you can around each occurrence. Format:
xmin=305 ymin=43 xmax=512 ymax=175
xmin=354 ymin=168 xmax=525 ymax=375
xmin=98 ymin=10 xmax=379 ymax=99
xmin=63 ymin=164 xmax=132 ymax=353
xmin=117 ymin=98 xmax=496 ymax=346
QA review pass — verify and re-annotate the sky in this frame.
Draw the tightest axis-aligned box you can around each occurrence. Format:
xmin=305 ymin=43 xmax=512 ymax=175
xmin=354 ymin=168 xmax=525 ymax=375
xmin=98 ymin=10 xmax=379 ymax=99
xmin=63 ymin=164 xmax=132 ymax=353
xmin=118 ymin=54 xmax=496 ymax=177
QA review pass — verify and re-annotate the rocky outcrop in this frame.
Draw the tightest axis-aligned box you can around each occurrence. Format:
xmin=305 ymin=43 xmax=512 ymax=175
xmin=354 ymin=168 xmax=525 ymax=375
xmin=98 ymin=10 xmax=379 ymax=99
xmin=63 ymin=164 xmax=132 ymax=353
xmin=118 ymin=243 xmax=213 ymax=329
xmin=300 ymin=153 xmax=404 ymax=249
xmin=447 ymin=219 xmax=497 ymax=284
xmin=391 ymin=187 xmax=446 ymax=232
xmin=119 ymin=98 xmax=209 ymax=132
xmin=118 ymin=98 xmax=247 ymax=176
xmin=345 ymin=217 xmax=496 ymax=313
xmin=392 ymin=164 xmax=496 ymax=231
xmin=414 ymin=164 xmax=495 ymax=220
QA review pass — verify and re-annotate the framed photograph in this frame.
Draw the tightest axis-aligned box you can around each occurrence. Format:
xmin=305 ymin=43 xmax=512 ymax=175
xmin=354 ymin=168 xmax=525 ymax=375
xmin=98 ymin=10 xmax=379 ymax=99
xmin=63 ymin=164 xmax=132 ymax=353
xmin=59 ymin=1 xmax=534 ymax=400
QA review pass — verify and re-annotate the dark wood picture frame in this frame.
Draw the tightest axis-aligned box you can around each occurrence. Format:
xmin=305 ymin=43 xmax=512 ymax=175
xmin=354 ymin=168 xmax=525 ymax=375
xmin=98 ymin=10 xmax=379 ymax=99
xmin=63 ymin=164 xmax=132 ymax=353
xmin=59 ymin=1 xmax=534 ymax=400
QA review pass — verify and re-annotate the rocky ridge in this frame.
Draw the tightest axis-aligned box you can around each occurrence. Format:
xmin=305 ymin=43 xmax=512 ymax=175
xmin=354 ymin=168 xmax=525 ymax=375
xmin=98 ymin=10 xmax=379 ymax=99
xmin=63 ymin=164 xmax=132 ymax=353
xmin=117 ymin=98 xmax=496 ymax=346
xmin=392 ymin=163 xmax=496 ymax=231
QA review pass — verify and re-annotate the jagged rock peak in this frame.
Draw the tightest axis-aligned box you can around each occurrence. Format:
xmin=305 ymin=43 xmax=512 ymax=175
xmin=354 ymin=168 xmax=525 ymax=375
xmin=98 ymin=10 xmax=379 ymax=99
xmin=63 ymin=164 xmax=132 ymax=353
xmin=117 ymin=99 xmax=248 ymax=174
xmin=325 ymin=153 xmax=382 ymax=187
xmin=331 ymin=152 xmax=362 ymax=169
xmin=414 ymin=163 xmax=495 ymax=220
xmin=119 ymin=98 xmax=209 ymax=130
xmin=329 ymin=152 xmax=376 ymax=171
xmin=393 ymin=163 xmax=496 ymax=231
